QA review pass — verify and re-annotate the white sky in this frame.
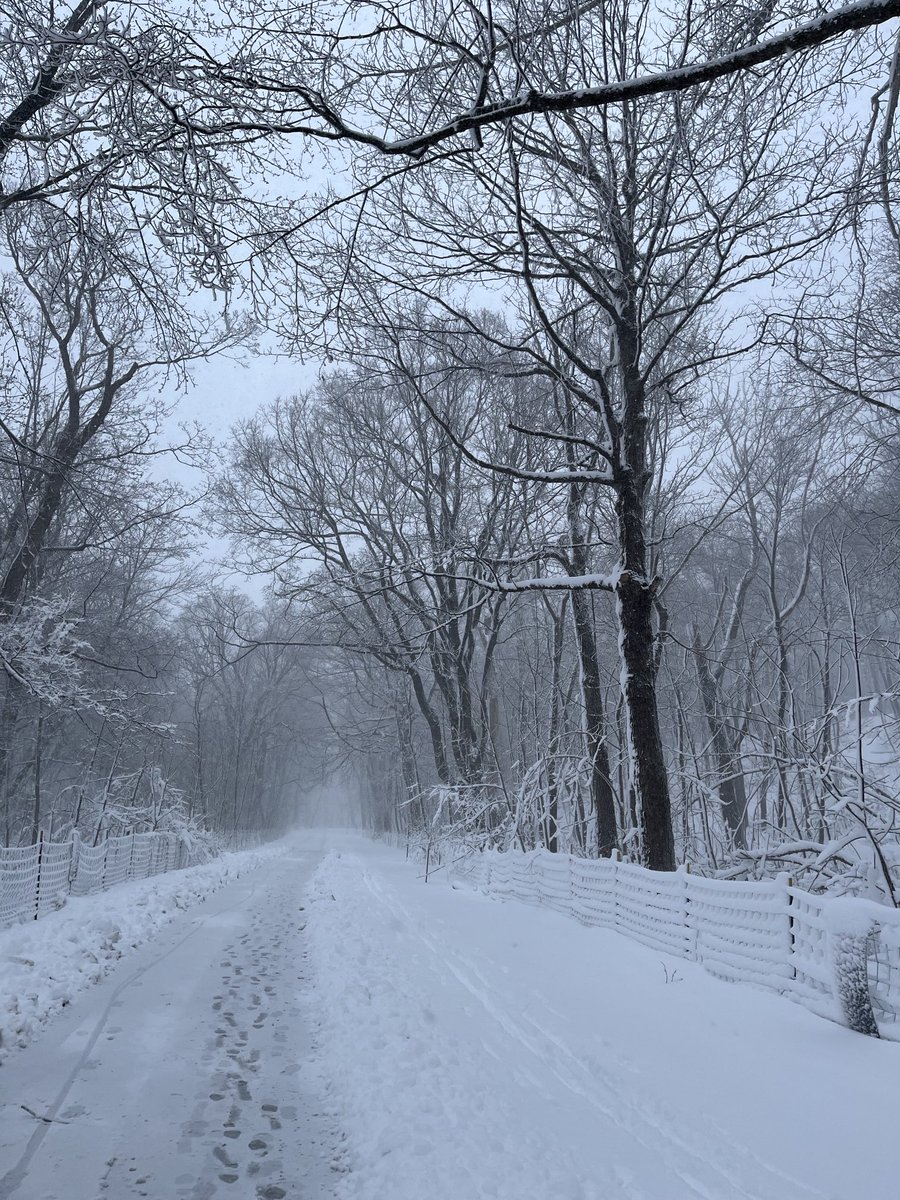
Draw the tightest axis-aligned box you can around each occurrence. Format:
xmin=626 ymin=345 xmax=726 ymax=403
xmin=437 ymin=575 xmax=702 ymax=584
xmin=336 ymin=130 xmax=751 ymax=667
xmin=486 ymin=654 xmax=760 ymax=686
xmin=167 ymin=348 xmax=321 ymax=440
xmin=155 ymin=347 xmax=324 ymax=598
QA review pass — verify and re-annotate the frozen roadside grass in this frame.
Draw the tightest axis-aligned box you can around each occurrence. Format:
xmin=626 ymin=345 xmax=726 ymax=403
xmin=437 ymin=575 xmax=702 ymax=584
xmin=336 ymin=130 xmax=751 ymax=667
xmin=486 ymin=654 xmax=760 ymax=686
xmin=0 ymin=844 xmax=281 ymax=1062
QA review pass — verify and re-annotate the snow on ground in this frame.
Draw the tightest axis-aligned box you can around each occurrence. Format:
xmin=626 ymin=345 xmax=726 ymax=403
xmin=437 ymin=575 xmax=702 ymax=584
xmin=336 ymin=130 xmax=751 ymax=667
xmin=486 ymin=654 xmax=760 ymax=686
xmin=4 ymin=829 xmax=899 ymax=1200
xmin=304 ymin=836 xmax=900 ymax=1200
xmin=0 ymin=841 xmax=283 ymax=1063
xmin=0 ymin=836 xmax=334 ymax=1200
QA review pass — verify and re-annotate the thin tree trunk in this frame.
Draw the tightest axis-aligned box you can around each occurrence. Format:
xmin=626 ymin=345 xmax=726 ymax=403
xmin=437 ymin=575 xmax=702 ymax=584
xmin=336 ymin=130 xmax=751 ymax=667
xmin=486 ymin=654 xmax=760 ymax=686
xmin=544 ymin=597 xmax=566 ymax=853
xmin=571 ymin=588 xmax=617 ymax=856
xmin=30 ymin=707 xmax=43 ymax=845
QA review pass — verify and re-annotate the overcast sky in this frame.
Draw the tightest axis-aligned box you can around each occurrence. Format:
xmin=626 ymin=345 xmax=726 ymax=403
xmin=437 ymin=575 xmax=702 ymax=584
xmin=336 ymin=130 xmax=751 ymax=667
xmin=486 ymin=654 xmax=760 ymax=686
xmin=154 ymin=345 xmax=323 ymax=598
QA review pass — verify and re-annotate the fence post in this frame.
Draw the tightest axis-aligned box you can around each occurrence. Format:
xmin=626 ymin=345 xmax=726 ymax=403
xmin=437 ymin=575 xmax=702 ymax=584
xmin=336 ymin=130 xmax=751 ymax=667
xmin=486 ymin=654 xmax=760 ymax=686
xmin=102 ymin=832 xmax=110 ymax=890
xmin=682 ymin=861 xmax=695 ymax=960
xmin=611 ymin=848 xmax=620 ymax=933
xmin=783 ymin=874 xmax=797 ymax=985
xmin=128 ymin=829 xmax=135 ymax=879
xmin=68 ymin=830 xmax=80 ymax=894
xmin=33 ymin=830 xmax=44 ymax=920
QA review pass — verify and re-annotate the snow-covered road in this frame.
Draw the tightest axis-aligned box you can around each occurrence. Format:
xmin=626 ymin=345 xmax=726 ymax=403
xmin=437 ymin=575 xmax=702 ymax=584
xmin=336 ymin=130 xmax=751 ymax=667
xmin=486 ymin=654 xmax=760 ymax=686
xmin=0 ymin=839 xmax=335 ymax=1200
xmin=2 ymin=832 xmax=899 ymax=1200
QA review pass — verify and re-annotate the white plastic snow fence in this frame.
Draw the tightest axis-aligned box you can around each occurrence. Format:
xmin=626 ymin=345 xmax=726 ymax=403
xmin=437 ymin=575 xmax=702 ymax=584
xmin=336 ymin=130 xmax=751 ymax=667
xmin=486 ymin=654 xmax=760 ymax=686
xmin=452 ymin=848 xmax=900 ymax=1038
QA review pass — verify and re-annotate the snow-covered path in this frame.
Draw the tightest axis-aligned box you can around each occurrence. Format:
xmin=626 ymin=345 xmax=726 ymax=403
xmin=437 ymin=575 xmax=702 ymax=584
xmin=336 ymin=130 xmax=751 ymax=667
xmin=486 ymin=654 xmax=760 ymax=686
xmin=3 ymin=832 xmax=900 ymax=1200
xmin=305 ymin=838 xmax=900 ymax=1200
xmin=0 ymin=839 xmax=334 ymax=1200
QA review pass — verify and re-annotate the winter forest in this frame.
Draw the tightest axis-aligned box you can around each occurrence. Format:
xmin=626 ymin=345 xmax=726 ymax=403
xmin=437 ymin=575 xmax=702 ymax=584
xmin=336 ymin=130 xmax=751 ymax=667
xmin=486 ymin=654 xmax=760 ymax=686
xmin=7 ymin=5 xmax=900 ymax=1199
xmin=4 ymin=0 xmax=900 ymax=892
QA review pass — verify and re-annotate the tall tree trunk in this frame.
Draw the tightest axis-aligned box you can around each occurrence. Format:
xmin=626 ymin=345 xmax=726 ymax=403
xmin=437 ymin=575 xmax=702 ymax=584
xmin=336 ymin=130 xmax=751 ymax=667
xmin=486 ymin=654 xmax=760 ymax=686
xmin=30 ymin=707 xmax=43 ymax=845
xmin=565 ymin=468 xmax=618 ymax=857
xmin=818 ymin=629 xmax=833 ymax=845
xmin=544 ymin=597 xmax=566 ymax=853
xmin=407 ymin=667 xmax=451 ymax=785
xmin=691 ymin=632 xmax=749 ymax=849
xmin=616 ymin=569 xmax=674 ymax=869
xmin=570 ymin=589 xmax=617 ymax=857
xmin=613 ymin=403 xmax=675 ymax=870
xmin=773 ymin=613 xmax=790 ymax=833
xmin=0 ymin=679 xmax=24 ymax=844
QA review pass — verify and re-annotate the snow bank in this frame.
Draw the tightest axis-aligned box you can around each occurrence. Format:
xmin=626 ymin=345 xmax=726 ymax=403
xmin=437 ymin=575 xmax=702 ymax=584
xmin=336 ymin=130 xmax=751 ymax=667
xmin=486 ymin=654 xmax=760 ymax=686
xmin=0 ymin=844 xmax=280 ymax=1062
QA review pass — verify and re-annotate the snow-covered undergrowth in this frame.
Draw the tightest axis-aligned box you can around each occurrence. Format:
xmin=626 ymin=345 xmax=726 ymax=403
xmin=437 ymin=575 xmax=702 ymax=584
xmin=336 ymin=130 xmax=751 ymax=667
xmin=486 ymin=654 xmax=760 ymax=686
xmin=0 ymin=844 xmax=280 ymax=1062
xmin=303 ymin=842 xmax=900 ymax=1200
